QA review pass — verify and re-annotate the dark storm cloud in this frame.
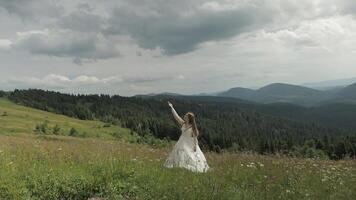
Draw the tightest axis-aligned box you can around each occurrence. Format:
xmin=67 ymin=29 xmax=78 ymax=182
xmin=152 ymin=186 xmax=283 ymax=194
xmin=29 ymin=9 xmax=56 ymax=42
xmin=2 ymin=0 xmax=355 ymax=63
xmin=0 ymin=0 xmax=63 ymax=19
xmin=57 ymin=10 xmax=105 ymax=32
xmin=341 ymin=1 xmax=356 ymax=17
xmin=12 ymin=30 xmax=120 ymax=62
xmin=104 ymin=0 xmax=277 ymax=55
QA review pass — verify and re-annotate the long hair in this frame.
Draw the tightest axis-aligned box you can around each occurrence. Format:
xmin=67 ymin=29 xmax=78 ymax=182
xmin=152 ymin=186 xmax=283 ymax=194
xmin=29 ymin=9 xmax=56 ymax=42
xmin=185 ymin=112 xmax=199 ymax=138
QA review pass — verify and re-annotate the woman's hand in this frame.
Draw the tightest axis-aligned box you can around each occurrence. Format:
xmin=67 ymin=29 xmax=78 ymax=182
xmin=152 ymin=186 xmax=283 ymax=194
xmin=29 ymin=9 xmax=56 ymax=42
xmin=168 ymin=101 xmax=173 ymax=108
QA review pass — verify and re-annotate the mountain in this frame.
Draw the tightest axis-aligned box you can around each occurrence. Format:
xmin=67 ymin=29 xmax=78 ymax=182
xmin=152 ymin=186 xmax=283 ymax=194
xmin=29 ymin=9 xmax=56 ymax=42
xmin=134 ymin=92 xmax=184 ymax=98
xmin=217 ymin=87 xmax=255 ymax=99
xmin=334 ymin=83 xmax=356 ymax=100
xmin=218 ymin=83 xmax=328 ymax=106
xmin=303 ymin=77 xmax=356 ymax=89
xmin=218 ymin=81 xmax=356 ymax=106
xmin=256 ymin=83 xmax=324 ymax=104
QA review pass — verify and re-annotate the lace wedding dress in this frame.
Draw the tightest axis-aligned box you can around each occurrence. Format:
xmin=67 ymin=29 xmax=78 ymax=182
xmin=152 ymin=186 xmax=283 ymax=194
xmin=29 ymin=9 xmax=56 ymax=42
xmin=164 ymin=123 xmax=209 ymax=173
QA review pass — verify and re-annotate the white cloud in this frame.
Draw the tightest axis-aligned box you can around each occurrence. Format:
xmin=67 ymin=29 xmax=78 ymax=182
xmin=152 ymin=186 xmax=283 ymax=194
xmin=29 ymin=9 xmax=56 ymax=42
xmin=1 ymin=74 xmax=182 ymax=95
xmin=73 ymin=75 xmax=100 ymax=85
xmin=258 ymin=15 xmax=356 ymax=52
xmin=0 ymin=39 xmax=12 ymax=50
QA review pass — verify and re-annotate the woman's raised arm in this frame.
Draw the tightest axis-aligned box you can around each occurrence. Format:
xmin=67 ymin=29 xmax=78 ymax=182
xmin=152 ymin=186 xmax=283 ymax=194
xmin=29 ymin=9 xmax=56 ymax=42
xmin=168 ymin=101 xmax=184 ymax=126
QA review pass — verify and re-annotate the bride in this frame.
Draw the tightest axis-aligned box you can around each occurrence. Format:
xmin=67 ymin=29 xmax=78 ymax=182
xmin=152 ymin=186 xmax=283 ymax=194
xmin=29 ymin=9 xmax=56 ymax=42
xmin=164 ymin=101 xmax=209 ymax=173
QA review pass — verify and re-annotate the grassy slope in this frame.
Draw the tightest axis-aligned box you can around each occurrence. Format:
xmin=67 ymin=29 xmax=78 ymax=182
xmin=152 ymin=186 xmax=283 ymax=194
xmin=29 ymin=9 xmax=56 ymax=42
xmin=0 ymin=98 xmax=356 ymax=199
xmin=0 ymin=98 xmax=137 ymax=141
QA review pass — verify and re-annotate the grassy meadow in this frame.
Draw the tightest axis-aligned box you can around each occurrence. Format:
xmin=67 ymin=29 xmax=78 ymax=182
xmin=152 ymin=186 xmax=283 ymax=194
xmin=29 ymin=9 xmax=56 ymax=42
xmin=0 ymin=98 xmax=138 ymax=141
xmin=1 ymin=98 xmax=356 ymax=199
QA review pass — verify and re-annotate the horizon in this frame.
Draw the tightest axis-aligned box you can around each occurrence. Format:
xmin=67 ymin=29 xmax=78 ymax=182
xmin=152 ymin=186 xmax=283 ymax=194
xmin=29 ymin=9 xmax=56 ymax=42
xmin=1 ymin=76 xmax=356 ymax=97
xmin=1 ymin=0 xmax=356 ymax=95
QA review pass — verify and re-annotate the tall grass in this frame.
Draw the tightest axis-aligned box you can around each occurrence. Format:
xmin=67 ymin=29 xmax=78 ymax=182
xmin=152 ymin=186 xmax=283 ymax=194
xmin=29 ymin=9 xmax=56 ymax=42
xmin=0 ymin=135 xmax=355 ymax=200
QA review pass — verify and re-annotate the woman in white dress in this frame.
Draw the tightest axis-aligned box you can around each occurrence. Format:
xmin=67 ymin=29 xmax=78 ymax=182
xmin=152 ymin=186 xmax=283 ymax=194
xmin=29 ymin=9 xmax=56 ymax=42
xmin=164 ymin=101 xmax=209 ymax=173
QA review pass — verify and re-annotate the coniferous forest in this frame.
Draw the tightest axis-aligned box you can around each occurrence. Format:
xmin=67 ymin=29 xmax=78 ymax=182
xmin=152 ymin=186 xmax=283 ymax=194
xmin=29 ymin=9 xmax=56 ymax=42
xmin=2 ymin=89 xmax=356 ymax=159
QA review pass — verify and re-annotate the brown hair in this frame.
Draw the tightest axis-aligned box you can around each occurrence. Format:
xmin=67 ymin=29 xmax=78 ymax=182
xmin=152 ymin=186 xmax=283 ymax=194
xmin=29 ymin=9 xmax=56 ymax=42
xmin=185 ymin=112 xmax=199 ymax=138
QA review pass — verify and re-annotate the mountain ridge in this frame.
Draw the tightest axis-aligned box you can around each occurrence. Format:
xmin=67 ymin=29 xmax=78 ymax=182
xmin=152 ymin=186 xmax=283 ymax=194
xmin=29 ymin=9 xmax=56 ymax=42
xmin=218 ymin=82 xmax=356 ymax=106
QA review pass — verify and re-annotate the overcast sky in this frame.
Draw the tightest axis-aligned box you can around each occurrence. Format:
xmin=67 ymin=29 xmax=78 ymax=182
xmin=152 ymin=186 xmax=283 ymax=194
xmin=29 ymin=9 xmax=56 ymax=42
xmin=1 ymin=0 xmax=356 ymax=96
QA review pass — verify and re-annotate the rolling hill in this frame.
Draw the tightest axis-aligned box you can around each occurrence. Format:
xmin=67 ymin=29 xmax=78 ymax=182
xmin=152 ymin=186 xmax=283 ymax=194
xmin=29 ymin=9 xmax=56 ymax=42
xmin=218 ymin=83 xmax=329 ymax=106
xmin=331 ymin=83 xmax=356 ymax=103
xmin=218 ymin=82 xmax=356 ymax=106
xmin=0 ymin=98 xmax=138 ymax=142
xmin=303 ymin=77 xmax=356 ymax=89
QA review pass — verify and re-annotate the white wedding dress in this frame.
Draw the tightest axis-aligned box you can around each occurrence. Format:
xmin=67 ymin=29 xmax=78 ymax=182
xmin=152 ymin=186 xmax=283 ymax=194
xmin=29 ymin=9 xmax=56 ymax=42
xmin=164 ymin=118 xmax=209 ymax=173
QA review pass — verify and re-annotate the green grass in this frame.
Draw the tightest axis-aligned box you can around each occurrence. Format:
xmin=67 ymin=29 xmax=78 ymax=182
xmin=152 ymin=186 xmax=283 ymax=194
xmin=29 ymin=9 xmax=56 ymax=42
xmin=0 ymin=98 xmax=138 ymax=141
xmin=1 ymin=136 xmax=355 ymax=200
xmin=0 ymin=98 xmax=356 ymax=199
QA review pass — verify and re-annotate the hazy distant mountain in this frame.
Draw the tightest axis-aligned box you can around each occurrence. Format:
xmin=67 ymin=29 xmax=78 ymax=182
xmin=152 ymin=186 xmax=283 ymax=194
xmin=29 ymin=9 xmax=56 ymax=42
xmin=218 ymin=83 xmax=328 ymax=106
xmin=137 ymin=82 xmax=356 ymax=107
xmin=218 ymin=87 xmax=255 ymax=99
xmin=134 ymin=92 xmax=184 ymax=98
xmin=325 ymin=83 xmax=356 ymax=104
xmin=303 ymin=77 xmax=356 ymax=89
xmin=336 ymin=83 xmax=356 ymax=98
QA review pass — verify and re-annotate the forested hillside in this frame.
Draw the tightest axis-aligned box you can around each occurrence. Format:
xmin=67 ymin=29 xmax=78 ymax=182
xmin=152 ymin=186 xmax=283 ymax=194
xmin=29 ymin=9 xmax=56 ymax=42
xmin=3 ymin=89 xmax=356 ymax=159
xmin=148 ymin=95 xmax=356 ymax=130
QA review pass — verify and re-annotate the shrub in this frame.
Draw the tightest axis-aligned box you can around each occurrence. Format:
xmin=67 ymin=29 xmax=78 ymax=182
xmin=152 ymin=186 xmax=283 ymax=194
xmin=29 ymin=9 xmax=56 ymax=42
xmin=112 ymin=132 xmax=122 ymax=140
xmin=290 ymin=145 xmax=328 ymax=159
xmin=35 ymin=121 xmax=49 ymax=134
xmin=53 ymin=124 xmax=61 ymax=135
xmin=228 ymin=143 xmax=241 ymax=153
xmin=69 ymin=128 xmax=79 ymax=137
xmin=103 ymin=123 xmax=111 ymax=128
